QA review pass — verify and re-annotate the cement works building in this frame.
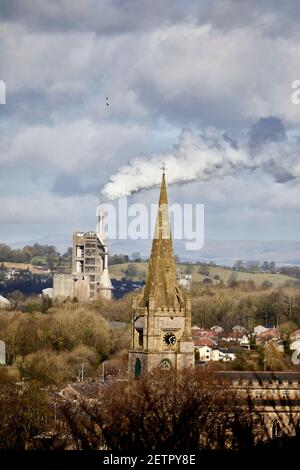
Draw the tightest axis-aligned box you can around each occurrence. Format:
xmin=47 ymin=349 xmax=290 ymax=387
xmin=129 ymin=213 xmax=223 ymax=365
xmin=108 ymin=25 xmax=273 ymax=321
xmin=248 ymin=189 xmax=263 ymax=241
xmin=52 ymin=210 xmax=112 ymax=302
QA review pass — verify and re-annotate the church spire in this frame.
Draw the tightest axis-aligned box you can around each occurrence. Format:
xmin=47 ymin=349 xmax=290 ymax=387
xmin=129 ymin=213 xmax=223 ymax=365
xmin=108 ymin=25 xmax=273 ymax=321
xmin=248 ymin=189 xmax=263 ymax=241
xmin=141 ymin=170 xmax=183 ymax=309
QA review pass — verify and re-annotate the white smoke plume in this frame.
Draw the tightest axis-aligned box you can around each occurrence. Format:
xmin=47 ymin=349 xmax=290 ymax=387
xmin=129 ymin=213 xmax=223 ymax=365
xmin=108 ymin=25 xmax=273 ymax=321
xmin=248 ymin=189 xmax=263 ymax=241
xmin=101 ymin=118 xmax=300 ymax=201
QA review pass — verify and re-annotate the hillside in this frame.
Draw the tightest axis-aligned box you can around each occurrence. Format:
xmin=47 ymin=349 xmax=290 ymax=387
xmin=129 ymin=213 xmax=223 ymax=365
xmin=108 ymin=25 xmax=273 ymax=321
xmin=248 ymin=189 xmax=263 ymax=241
xmin=1 ymin=262 xmax=50 ymax=274
xmin=183 ymin=239 xmax=300 ymax=266
xmin=2 ymin=260 xmax=296 ymax=288
xmin=9 ymin=237 xmax=300 ymax=266
xmin=109 ymin=262 xmax=297 ymax=287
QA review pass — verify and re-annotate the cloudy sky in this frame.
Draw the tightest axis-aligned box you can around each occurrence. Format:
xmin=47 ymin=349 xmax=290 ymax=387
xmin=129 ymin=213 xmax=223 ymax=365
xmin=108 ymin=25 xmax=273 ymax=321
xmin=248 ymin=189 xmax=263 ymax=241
xmin=1 ymin=0 xmax=300 ymax=251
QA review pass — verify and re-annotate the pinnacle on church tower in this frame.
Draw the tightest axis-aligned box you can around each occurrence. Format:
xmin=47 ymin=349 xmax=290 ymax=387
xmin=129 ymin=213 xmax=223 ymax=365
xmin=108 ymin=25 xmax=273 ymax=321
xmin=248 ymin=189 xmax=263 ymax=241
xmin=140 ymin=169 xmax=184 ymax=310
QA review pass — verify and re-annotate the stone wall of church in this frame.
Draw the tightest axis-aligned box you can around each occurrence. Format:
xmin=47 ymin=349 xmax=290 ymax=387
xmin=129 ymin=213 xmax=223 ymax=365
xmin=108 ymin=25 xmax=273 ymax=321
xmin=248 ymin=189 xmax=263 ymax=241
xmin=130 ymin=303 xmax=194 ymax=376
xmin=128 ymin=349 xmax=194 ymax=376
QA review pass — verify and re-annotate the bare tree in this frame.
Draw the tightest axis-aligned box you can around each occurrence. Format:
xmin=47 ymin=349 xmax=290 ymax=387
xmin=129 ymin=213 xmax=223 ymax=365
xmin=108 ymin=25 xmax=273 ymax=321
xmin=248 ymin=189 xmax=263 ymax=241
xmin=58 ymin=369 xmax=257 ymax=451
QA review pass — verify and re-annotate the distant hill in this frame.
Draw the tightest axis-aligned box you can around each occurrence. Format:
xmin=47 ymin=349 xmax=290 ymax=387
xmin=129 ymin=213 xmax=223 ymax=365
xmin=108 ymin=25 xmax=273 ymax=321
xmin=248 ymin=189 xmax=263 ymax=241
xmin=179 ymin=239 xmax=300 ymax=266
xmin=9 ymin=236 xmax=300 ymax=266
xmin=11 ymin=234 xmax=71 ymax=255
xmin=109 ymin=262 xmax=296 ymax=287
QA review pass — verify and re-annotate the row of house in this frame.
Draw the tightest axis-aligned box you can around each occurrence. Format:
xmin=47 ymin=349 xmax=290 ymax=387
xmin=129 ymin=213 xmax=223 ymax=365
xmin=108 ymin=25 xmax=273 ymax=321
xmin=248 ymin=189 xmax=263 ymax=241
xmin=254 ymin=325 xmax=300 ymax=353
xmin=192 ymin=325 xmax=247 ymax=363
xmin=193 ymin=324 xmax=300 ymax=363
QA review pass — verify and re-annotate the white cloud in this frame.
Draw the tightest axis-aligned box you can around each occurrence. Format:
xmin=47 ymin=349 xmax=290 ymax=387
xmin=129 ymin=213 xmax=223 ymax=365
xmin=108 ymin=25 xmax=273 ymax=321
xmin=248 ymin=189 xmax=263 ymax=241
xmin=253 ymin=180 xmax=300 ymax=210
xmin=0 ymin=119 xmax=147 ymax=177
xmin=0 ymin=192 xmax=98 ymax=225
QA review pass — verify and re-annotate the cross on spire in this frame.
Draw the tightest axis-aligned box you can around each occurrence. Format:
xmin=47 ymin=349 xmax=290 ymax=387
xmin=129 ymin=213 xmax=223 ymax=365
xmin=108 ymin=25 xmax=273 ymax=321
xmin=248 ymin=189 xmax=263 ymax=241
xmin=161 ymin=162 xmax=167 ymax=174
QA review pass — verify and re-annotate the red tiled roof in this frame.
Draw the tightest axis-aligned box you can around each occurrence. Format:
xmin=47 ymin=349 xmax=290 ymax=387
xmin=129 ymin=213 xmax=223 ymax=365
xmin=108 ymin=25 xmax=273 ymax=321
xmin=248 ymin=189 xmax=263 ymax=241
xmin=291 ymin=329 xmax=300 ymax=338
xmin=194 ymin=336 xmax=217 ymax=347
xmin=193 ymin=329 xmax=215 ymax=338
xmin=222 ymin=331 xmax=244 ymax=339
xmin=257 ymin=328 xmax=279 ymax=339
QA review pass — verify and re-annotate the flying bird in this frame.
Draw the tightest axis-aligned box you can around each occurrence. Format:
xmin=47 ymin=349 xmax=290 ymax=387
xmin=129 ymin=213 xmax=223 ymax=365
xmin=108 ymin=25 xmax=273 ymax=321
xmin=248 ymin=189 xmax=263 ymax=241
xmin=106 ymin=96 xmax=109 ymax=106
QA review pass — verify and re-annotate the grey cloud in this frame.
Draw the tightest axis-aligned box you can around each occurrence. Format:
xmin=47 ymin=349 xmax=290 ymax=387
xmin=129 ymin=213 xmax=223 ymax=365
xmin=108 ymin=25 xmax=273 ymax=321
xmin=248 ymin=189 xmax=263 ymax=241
xmin=248 ymin=116 xmax=287 ymax=153
xmin=2 ymin=6 xmax=300 ymax=131
xmin=2 ymin=89 xmax=56 ymax=126
xmin=247 ymin=117 xmax=299 ymax=183
xmin=191 ymin=0 xmax=300 ymax=37
xmin=51 ymin=173 xmax=99 ymax=197
xmin=2 ymin=0 xmax=300 ymax=39
xmin=0 ymin=0 xmax=198 ymax=35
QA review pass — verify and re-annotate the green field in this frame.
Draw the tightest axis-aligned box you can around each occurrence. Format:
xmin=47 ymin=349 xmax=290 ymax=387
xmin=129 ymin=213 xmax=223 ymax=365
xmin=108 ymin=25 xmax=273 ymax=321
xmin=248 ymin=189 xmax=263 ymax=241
xmin=109 ymin=262 xmax=148 ymax=281
xmin=109 ymin=262 xmax=297 ymax=287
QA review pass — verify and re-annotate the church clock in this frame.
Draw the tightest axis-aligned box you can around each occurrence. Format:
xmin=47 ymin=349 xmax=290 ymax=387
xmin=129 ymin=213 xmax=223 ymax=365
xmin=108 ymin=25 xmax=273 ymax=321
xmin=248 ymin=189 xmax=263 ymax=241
xmin=163 ymin=331 xmax=176 ymax=347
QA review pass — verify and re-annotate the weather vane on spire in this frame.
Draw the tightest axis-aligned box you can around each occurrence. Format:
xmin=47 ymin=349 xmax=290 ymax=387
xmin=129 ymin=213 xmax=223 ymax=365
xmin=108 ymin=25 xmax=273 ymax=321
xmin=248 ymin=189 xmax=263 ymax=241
xmin=161 ymin=162 xmax=167 ymax=174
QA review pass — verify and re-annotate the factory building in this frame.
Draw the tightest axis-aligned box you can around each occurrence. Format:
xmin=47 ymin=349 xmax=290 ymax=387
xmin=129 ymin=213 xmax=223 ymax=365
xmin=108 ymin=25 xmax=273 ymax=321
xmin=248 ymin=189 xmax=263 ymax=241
xmin=52 ymin=209 xmax=112 ymax=301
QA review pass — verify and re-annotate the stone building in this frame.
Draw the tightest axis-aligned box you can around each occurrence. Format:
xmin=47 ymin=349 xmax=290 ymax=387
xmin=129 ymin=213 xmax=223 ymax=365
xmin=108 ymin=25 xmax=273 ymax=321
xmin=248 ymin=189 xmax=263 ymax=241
xmin=0 ymin=340 xmax=6 ymax=365
xmin=53 ymin=210 xmax=112 ymax=301
xmin=216 ymin=371 xmax=300 ymax=440
xmin=128 ymin=171 xmax=194 ymax=377
xmin=0 ymin=295 xmax=11 ymax=310
xmin=72 ymin=226 xmax=112 ymax=300
xmin=53 ymin=273 xmax=90 ymax=302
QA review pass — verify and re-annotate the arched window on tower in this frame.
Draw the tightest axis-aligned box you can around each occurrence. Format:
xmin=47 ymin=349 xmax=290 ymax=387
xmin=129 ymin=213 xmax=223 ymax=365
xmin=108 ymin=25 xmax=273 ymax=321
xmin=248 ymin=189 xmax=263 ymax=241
xmin=271 ymin=418 xmax=281 ymax=438
xmin=134 ymin=358 xmax=142 ymax=378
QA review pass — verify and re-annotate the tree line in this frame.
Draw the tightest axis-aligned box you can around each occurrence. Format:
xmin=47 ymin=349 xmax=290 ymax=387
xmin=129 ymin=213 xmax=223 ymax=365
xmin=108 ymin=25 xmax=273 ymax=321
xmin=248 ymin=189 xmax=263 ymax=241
xmin=192 ymin=283 xmax=300 ymax=330
xmin=0 ymin=243 xmax=63 ymax=264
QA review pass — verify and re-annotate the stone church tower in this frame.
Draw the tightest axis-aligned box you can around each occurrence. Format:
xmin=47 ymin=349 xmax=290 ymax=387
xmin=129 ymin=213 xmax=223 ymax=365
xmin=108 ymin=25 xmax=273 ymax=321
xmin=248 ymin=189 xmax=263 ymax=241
xmin=128 ymin=171 xmax=195 ymax=377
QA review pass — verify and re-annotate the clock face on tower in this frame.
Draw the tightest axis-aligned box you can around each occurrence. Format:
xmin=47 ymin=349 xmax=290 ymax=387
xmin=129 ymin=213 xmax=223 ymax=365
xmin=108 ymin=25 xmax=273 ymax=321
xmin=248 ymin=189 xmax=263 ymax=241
xmin=163 ymin=331 xmax=176 ymax=347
